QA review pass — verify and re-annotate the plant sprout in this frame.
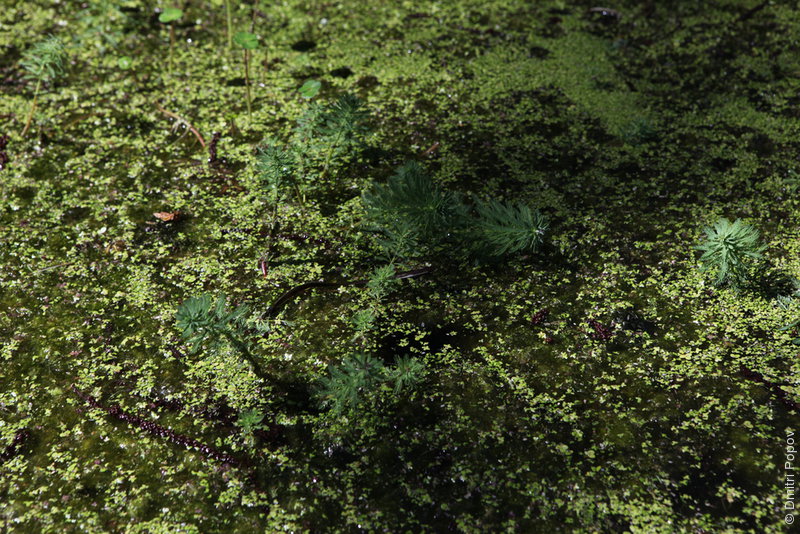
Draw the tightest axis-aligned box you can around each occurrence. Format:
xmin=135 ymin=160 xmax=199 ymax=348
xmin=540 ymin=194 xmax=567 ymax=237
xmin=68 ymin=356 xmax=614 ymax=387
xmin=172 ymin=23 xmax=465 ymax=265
xmin=159 ymin=7 xmax=183 ymax=75
xmin=175 ymin=294 xmax=264 ymax=378
xmin=19 ymin=36 xmax=67 ymax=137
xmin=696 ymin=217 xmax=765 ymax=289
xmin=472 ymin=199 xmax=548 ymax=257
xmin=233 ymin=31 xmax=258 ymax=120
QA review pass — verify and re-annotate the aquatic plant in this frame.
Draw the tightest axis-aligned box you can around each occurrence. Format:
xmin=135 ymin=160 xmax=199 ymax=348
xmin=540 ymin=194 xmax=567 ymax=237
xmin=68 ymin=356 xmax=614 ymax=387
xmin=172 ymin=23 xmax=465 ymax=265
xmin=236 ymin=408 xmax=266 ymax=448
xmin=471 ymin=199 xmax=548 ymax=257
xmin=233 ymin=31 xmax=258 ymax=120
xmin=387 ymin=355 xmax=425 ymax=394
xmin=317 ymin=353 xmax=386 ymax=413
xmin=362 ymin=161 xmax=467 ymax=258
xmin=19 ymin=35 xmax=67 ymax=137
xmin=317 ymin=353 xmax=425 ymax=413
xmin=159 ymin=7 xmax=183 ymax=75
xmin=299 ymin=79 xmax=321 ymax=99
xmin=176 ymin=294 xmax=264 ymax=378
xmin=696 ymin=218 xmax=765 ymax=289
xmin=363 ymin=161 xmax=548 ymax=260
xmin=256 ymin=141 xmax=296 ymax=204
xmin=351 ymin=308 xmax=377 ymax=340
xmin=317 ymin=94 xmax=370 ymax=176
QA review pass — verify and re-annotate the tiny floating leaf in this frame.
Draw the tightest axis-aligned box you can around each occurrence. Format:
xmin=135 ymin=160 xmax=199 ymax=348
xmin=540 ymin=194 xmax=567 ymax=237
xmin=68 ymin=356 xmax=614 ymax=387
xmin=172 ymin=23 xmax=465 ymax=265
xmin=299 ymin=79 xmax=321 ymax=99
xmin=233 ymin=31 xmax=259 ymax=50
xmin=159 ymin=7 xmax=183 ymax=23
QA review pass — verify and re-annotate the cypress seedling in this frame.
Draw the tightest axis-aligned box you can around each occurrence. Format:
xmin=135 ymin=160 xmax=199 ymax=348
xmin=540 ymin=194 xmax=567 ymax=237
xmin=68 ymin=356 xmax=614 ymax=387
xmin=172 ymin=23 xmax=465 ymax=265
xmin=696 ymin=218 xmax=765 ymax=289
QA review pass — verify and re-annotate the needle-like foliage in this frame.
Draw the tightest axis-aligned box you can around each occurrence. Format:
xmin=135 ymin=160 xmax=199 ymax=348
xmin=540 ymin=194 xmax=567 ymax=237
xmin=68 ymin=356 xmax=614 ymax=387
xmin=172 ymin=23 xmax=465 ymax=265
xmin=19 ymin=35 xmax=67 ymax=136
xmin=472 ymin=199 xmax=548 ymax=257
xmin=317 ymin=94 xmax=370 ymax=142
xmin=362 ymin=161 xmax=468 ymax=257
xmin=387 ymin=355 xmax=425 ymax=394
xmin=317 ymin=353 xmax=386 ymax=413
xmin=20 ymin=35 xmax=67 ymax=83
xmin=176 ymin=294 xmax=264 ymax=377
xmin=696 ymin=218 xmax=765 ymax=288
xmin=317 ymin=353 xmax=425 ymax=413
xmin=363 ymin=161 xmax=548 ymax=260
xmin=256 ymin=141 xmax=296 ymax=203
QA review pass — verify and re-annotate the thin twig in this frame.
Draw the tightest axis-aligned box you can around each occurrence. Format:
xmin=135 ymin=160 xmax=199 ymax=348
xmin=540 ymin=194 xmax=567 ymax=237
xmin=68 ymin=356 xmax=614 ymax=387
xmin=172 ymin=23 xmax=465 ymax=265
xmin=154 ymin=102 xmax=206 ymax=148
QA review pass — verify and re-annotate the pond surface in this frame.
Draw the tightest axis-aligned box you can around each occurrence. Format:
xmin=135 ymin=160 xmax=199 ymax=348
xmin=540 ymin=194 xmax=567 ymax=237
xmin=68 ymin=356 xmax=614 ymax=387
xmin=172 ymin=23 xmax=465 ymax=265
xmin=2 ymin=1 xmax=799 ymax=532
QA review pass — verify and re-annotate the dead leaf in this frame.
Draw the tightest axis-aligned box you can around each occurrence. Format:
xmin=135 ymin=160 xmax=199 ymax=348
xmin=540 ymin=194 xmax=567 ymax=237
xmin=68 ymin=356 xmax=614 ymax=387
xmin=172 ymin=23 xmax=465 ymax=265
xmin=153 ymin=211 xmax=180 ymax=222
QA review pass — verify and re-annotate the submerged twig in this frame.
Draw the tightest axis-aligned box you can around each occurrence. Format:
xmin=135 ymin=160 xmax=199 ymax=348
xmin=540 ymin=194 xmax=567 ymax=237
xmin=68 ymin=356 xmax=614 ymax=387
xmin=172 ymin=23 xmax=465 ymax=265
xmin=154 ymin=102 xmax=206 ymax=148
xmin=71 ymin=384 xmax=243 ymax=466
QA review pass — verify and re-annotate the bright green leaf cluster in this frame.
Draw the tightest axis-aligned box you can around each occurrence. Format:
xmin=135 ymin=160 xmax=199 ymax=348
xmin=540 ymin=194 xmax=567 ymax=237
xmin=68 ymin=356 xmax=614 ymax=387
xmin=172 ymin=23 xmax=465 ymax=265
xmin=696 ymin=218 xmax=765 ymax=288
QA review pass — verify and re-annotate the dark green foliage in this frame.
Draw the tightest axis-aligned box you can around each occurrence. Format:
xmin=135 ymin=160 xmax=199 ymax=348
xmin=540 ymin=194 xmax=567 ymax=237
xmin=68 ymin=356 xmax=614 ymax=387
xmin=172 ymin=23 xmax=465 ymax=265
xmin=317 ymin=353 xmax=425 ymax=413
xmin=696 ymin=218 xmax=765 ymax=288
xmin=387 ymin=355 xmax=425 ymax=394
xmin=176 ymin=294 xmax=248 ymax=353
xmin=316 ymin=94 xmax=369 ymax=142
xmin=617 ymin=116 xmax=657 ymax=145
xmin=363 ymin=161 xmax=548 ymax=260
xmin=351 ymin=308 xmax=377 ymax=338
xmin=317 ymin=353 xmax=386 ymax=413
xmin=366 ymin=264 xmax=398 ymax=301
xmin=236 ymin=408 xmax=266 ymax=447
xmin=20 ymin=35 xmax=67 ymax=83
xmin=295 ymin=94 xmax=369 ymax=146
xmin=472 ymin=199 xmax=548 ymax=257
xmin=176 ymin=294 xmax=263 ymax=377
xmin=255 ymin=142 xmax=296 ymax=203
xmin=362 ymin=161 xmax=468 ymax=258
xmin=256 ymin=94 xmax=370 ymax=201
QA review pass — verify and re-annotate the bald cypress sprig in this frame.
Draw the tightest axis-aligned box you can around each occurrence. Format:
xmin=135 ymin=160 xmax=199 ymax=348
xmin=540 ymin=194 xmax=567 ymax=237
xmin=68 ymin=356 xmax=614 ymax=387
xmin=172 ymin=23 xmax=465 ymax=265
xmin=19 ymin=35 xmax=67 ymax=137
xmin=696 ymin=218 xmax=765 ymax=289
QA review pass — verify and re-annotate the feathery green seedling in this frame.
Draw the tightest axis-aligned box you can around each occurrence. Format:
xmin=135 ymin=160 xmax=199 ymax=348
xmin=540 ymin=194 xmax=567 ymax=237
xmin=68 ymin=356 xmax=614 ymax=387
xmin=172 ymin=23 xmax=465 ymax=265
xmin=256 ymin=142 xmax=296 ymax=203
xmin=233 ymin=31 xmax=258 ymax=120
xmin=352 ymin=265 xmax=398 ymax=343
xmin=236 ymin=408 xmax=265 ymax=448
xmin=318 ymin=94 xmax=369 ymax=177
xmin=317 ymin=353 xmax=425 ymax=413
xmin=176 ymin=294 xmax=264 ymax=378
xmin=388 ymin=355 xmax=425 ymax=394
xmin=19 ymin=36 xmax=67 ymax=137
xmin=696 ymin=218 xmax=765 ymax=289
xmin=363 ymin=161 xmax=468 ymax=259
xmin=159 ymin=7 xmax=183 ymax=75
xmin=363 ymin=161 xmax=549 ymax=260
xmin=472 ymin=199 xmax=548 ymax=257
xmin=317 ymin=353 xmax=386 ymax=414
